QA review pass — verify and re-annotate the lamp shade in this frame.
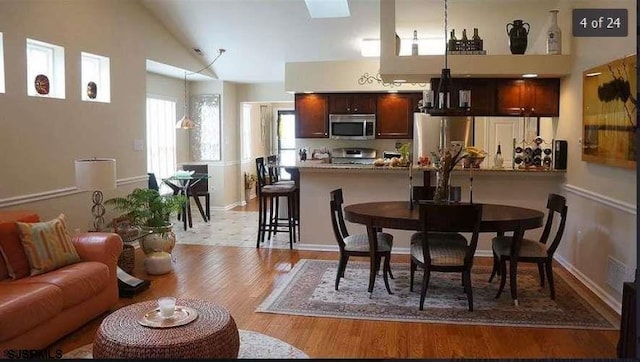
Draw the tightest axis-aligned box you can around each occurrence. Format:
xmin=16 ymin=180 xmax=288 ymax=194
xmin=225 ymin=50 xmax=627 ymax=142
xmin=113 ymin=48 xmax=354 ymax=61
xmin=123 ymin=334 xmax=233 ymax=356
xmin=176 ymin=115 xmax=195 ymax=129
xmin=75 ymin=158 xmax=116 ymax=190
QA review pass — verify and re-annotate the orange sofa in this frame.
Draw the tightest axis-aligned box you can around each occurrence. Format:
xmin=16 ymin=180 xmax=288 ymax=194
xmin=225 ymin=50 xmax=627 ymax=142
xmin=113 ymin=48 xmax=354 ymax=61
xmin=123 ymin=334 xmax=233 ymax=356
xmin=0 ymin=211 xmax=123 ymax=350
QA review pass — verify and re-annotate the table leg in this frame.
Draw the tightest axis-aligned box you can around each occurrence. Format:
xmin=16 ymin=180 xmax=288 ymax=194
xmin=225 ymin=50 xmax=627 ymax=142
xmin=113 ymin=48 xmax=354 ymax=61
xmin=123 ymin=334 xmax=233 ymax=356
xmin=366 ymin=225 xmax=378 ymax=296
xmin=509 ymin=226 xmax=525 ymax=306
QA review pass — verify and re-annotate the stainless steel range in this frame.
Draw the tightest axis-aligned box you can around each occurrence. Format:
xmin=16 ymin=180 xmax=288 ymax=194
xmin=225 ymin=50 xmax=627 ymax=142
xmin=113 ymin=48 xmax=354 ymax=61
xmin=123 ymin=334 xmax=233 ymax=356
xmin=331 ymin=148 xmax=377 ymax=165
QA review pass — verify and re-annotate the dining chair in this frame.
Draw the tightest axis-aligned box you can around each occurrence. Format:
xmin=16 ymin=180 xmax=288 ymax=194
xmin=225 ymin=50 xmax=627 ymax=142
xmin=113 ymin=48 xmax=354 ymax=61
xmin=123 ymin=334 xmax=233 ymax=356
xmin=148 ymin=173 xmax=159 ymax=191
xmin=489 ymin=193 xmax=568 ymax=300
xmin=182 ymin=164 xmax=211 ymax=222
xmin=410 ymin=201 xmax=483 ymax=311
xmin=330 ymin=188 xmax=394 ymax=294
xmin=255 ymin=157 xmax=298 ymax=249
xmin=411 ymin=185 xmax=467 ymax=247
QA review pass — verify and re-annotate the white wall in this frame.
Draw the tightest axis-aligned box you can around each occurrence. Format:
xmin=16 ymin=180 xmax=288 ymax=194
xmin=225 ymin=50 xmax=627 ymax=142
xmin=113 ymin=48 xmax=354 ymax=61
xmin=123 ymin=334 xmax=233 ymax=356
xmin=554 ymin=0 xmax=636 ymax=310
xmin=0 ymin=0 xmax=206 ymax=231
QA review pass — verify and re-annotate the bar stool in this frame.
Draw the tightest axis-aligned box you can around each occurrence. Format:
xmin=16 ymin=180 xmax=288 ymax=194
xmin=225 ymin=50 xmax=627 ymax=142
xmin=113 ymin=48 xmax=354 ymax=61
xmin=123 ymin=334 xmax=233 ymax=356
xmin=266 ymin=155 xmax=299 ymax=241
xmin=256 ymin=157 xmax=298 ymax=249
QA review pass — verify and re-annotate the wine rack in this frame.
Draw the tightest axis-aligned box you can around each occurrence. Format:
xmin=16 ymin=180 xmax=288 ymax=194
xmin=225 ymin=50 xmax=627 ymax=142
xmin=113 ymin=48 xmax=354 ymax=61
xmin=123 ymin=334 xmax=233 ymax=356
xmin=512 ymin=137 xmax=554 ymax=170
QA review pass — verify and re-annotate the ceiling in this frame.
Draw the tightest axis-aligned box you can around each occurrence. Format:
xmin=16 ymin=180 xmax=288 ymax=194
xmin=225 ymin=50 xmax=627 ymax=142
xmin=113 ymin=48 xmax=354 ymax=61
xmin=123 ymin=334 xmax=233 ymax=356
xmin=141 ymin=0 xmax=382 ymax=84
xmin=140 ymin=0 xmax=535 ymax=84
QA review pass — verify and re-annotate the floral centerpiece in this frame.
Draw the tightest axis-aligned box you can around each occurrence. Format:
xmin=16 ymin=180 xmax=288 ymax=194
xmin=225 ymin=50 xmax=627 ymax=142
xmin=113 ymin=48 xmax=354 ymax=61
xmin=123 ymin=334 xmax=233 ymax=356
xmin=430 ymin=146 xmax=466 ymax=203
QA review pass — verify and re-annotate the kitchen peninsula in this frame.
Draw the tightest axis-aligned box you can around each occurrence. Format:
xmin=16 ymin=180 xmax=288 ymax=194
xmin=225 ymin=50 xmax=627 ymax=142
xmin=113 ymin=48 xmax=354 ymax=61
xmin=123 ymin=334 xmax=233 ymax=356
xmin=292 ymin=161 xmax=565 ymax=253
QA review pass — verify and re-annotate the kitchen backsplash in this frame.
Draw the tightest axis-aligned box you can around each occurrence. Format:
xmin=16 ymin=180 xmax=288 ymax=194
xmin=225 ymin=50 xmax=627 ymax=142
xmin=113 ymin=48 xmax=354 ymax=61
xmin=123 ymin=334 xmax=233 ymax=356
xmin=296 ymin=138 xmax=412 ymax=159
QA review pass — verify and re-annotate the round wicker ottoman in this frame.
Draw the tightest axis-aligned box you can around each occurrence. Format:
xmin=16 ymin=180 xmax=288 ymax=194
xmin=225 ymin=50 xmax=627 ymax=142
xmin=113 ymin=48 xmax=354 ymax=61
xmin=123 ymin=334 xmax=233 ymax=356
xmin=93 ymin=299 xmax=239 ymax=359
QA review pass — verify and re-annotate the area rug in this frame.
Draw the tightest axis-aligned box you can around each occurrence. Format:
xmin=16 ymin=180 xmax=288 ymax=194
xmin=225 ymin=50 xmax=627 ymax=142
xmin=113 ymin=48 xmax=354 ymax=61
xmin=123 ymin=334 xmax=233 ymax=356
xmin=62 ymin=330 xmax=308 ymax=359
xmin=257 ymin=259 xmax=617 ymax=330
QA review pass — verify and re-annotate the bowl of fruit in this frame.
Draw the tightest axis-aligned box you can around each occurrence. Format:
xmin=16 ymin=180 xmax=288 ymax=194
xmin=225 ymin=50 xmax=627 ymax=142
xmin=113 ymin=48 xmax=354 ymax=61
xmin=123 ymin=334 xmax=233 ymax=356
xmin=463 ymin=147 xmax=487 ymax=168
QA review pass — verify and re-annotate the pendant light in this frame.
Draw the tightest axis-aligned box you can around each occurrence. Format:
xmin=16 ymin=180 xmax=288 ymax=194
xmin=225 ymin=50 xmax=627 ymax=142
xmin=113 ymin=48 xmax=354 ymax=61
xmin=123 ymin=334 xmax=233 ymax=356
xmin=176 ymin=71 xmax=195 ymax=129
xmin=436 ymin=0 xmax=452 ymax=111
xmin=176 ymin=48 xmax=226 ymax=129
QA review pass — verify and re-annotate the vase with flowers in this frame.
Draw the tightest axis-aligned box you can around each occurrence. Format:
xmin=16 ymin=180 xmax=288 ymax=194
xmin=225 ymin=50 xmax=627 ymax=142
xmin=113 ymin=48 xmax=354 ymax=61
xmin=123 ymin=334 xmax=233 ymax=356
xmin=430 ymin=146 xmax=466 ymax=203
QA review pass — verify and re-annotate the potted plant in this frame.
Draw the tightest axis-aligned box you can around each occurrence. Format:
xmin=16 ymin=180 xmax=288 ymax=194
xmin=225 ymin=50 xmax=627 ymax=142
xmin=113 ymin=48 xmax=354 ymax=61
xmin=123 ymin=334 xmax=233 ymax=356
xmin=106 ymin=188 xmax=187 ymax=255
xmin=244 ymin=172 xmax=258 ymax=203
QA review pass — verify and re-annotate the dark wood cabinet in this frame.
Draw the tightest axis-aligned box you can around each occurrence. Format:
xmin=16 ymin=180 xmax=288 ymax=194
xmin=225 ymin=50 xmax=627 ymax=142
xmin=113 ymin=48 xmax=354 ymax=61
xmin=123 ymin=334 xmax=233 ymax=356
xmin=495 ymin=78 xmax=560 ymax=116
xmin=295 ymin=94 xmax=329 ymax=138
xmin=328 ymin=94 xmax=376 ymax=114
xmin=376 ymin=94 xmax=413 ymax=139
xmin=429 ymin=78 xmax=496 ymax=116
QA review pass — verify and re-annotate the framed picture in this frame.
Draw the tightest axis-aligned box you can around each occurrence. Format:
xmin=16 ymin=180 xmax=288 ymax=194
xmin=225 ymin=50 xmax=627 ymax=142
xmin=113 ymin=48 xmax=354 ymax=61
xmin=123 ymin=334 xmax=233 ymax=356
xmin=582 ymin=54 xmax=637 ymax=168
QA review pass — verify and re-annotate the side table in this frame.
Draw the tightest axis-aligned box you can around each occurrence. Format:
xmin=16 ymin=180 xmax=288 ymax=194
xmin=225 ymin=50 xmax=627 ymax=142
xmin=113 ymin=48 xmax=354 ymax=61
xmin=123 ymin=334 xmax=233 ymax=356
xmin=93 ymin=299 xmax=240 ymax=359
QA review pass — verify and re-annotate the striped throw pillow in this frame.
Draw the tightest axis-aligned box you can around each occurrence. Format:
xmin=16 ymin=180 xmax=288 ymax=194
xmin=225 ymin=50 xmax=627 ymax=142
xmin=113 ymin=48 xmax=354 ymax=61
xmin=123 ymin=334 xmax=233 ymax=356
xmin=16 ymin=214 xmax=80 ymax=276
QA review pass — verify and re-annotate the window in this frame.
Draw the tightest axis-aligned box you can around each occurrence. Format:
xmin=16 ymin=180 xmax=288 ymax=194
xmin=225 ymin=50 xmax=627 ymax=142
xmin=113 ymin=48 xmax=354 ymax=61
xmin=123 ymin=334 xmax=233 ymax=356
xmin=241 ymin=104 xmax=252 ymax=161
xmin=81 ymin=52 xmax=110 ymax=102
xmin=146 ymin=96 xmax=177 ymax=180
xmin=26 ymin=38 xmax=65 ymax=98
xmin=0 ymin=33 xmax=4 ymax=93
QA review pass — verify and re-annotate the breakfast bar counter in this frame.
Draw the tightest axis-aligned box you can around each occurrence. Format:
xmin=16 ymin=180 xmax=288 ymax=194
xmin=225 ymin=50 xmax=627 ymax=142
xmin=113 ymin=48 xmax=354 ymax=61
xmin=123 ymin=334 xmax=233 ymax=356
xmin=288 ymin=160 xmax=565 ymax=253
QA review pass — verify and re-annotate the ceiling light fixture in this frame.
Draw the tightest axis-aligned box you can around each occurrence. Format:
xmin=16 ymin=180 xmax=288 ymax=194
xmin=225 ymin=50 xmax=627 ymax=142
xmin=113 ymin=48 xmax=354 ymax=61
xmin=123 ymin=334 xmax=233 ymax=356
xmin=436 ymin=0 xmax=453 ymax=110
xmin=522 ymin=73 xmax=538 ymax=78
xmin=176 ymin=48 xmax=226 ymax=129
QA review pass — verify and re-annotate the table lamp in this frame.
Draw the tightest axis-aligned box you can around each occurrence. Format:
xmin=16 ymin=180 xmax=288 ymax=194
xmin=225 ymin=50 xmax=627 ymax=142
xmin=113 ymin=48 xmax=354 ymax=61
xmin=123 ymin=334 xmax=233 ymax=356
xmin=75 ymin=158 xmax=116 ymax=231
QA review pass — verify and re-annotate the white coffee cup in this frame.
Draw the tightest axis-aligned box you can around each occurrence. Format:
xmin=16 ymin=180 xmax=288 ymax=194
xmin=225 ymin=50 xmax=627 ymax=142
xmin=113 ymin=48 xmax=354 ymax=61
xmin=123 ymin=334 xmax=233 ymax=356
xmin=158 ymin=297 xmax=176 ymax=318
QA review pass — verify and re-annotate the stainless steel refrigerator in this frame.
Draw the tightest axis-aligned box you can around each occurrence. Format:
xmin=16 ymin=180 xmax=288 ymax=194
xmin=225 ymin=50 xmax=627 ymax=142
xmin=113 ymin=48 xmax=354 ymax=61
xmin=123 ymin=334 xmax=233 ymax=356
xmin=412 ymin=113 xmax=473 ymax=160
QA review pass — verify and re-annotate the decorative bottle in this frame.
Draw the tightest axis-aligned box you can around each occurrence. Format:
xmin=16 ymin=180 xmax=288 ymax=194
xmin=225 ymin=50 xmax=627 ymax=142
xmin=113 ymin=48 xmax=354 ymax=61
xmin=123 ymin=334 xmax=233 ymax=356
xmin=448 ymin=29 xmax=457 ymax=51
xmin=546 ymin=10 xmax=562 ymax=54
xmin=461 ymin=29 xmax=468 ymax=41
xmin=412 ymin=30 xmax=419 ymax=56
xmin=494 ymin=144 xmax=504 ymax=168
xmin=472 ymin=28 xmax=483 ymax=51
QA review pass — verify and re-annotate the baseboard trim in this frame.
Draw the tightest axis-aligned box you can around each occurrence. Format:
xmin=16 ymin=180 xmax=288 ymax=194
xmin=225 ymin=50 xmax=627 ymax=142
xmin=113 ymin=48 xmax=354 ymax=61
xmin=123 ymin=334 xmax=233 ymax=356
xmin=554 ymin=254 xmax=622 ymax=314
xmin=211 ymin=201 xmax=245 ymax=211
xmin=0 ymin=175 xmax=148 ymax=208
xmin=563 ymin=183 xmax=636 ymax=215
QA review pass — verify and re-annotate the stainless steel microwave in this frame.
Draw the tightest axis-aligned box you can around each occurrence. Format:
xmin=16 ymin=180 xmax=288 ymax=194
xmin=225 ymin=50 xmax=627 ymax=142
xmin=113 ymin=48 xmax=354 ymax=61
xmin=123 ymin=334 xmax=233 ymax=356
xmin=329 ymin=114 xmax=376 ymax=140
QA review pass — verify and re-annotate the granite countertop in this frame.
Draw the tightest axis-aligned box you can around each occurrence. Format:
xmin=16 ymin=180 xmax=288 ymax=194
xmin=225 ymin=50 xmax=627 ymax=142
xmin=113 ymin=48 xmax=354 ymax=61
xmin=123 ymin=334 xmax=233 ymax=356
xmin=291 ymin=160 xmax=566 ymax=173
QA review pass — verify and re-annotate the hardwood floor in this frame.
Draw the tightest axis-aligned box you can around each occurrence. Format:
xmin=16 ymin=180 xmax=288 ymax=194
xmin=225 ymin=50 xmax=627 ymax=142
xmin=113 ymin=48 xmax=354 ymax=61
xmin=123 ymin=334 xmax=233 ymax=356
xmin=232 ymin=196 xmax=259 ymax=212
xmin=50 ymin=244 xmax=620 ymax=358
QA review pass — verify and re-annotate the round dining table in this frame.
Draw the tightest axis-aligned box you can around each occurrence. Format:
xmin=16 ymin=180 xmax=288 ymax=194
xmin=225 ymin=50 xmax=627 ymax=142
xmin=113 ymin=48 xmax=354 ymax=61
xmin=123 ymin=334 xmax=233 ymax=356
xmin=343 ymin=201 xmax=545 ymax=306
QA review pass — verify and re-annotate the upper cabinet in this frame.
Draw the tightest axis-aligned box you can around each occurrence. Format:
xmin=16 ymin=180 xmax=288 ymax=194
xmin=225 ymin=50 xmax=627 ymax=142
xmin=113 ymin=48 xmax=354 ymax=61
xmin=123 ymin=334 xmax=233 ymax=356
xmin=495 ymin=78 xmax=560 ymax=116
xmin=295 ymin=94 xmax=329 ymax=138
xmin=429 ymin=78 xmax=496 ymax=116
xmin=328 ymin=94 xmax=376 ymax=114
xmin=376 ymin=94 xmax=414 ymax=139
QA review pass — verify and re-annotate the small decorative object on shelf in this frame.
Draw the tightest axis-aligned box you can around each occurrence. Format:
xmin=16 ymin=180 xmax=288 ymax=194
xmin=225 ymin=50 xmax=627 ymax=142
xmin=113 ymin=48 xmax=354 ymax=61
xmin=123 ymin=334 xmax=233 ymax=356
xmin=412 ymin=30 xmax=419 ymax=56
xmin=87 ymin=81 xmax=97 ymax=99
xmin=507 ymin=19 xmax=530 ymax=54
xmin=34 ymin=74 xmax=50 ymax=95
xmin=448 ymin=29 xmax=457 ymax=51
xmin=472 ymin=28 xmax=483 ymax=51
xmin=298 ymin=148 xmax=307 ymax=161
xmin=447 ymin=27 xmax=486 ymax=55
xmin=494 ymin=143 xmax=504 ymax=168
xmin=546 ymin=9 xmax=562 ymax=54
